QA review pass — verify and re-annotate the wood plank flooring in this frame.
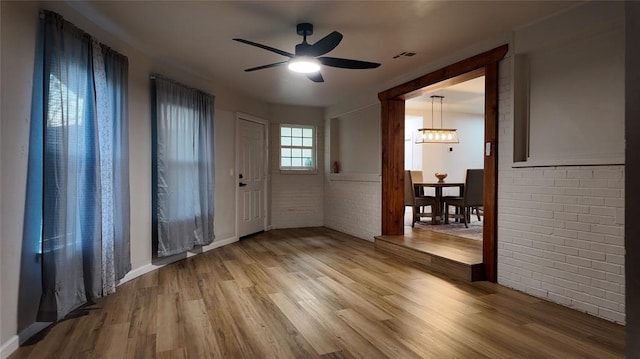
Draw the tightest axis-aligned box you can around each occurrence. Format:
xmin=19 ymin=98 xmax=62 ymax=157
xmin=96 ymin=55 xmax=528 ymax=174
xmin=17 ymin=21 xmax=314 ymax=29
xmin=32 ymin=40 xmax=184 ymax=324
xmin=380 ymin=226 xmax=483 ymax=264
xmin=11 ymin=227 xmax=624 ymax=358
xmin=375 ymin=227 xmax=484 ymax=281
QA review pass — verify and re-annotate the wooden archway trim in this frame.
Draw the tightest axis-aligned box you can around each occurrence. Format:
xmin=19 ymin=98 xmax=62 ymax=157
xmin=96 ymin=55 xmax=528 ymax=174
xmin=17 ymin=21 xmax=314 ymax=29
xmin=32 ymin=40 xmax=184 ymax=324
xmin=378 ymin=44 xmax=508 ymax=282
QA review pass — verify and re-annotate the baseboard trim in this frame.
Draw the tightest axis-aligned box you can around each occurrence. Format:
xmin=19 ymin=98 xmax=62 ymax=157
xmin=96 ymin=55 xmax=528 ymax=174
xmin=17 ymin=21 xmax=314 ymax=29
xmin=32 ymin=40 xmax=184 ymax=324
xmin=1 ymin=336 xmax=18 ymax=359
xmin=1 ymin=321 xmax=52 ymax=359
xmin=117 ymin=235 xmax=238 ymax=285
xmin=2 ymin=236 xmax=238 ymax=359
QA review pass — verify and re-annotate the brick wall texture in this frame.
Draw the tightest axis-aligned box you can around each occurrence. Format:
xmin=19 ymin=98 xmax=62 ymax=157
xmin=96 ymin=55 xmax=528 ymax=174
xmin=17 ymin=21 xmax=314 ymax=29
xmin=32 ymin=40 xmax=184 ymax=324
xmin=323 ymin=179 xmax=381 ymax=242
xmin=497 ymin=55 xmax=625 ymax=323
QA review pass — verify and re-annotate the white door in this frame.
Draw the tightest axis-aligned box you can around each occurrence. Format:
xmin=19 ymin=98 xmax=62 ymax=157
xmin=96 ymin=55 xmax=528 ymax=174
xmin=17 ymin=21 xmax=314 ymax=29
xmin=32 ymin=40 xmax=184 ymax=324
xmin=237 ymin=117 xmax=267 ymax=237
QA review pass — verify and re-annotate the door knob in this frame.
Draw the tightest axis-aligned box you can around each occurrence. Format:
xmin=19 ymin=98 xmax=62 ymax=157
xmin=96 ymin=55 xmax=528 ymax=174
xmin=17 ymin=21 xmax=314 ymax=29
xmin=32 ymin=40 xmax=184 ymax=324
xmin=239 ymin=182 xmax=247 ymax=187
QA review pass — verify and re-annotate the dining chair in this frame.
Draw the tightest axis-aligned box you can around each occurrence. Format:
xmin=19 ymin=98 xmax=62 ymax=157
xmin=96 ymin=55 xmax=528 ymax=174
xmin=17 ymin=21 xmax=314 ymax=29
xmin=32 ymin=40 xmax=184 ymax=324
xmin=405 ymin=170 xmax=436 ymax=227
xmin=409 ymin=170 xmax=425 ymax=196
xmin=443 ymin=169 xmax=484 ymax=228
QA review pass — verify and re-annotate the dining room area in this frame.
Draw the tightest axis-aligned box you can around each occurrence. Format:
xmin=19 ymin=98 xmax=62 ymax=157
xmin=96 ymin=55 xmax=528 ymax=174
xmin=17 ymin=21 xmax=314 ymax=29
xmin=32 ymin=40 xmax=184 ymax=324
xmin=375 ymin=75 xmax=488 ymax=281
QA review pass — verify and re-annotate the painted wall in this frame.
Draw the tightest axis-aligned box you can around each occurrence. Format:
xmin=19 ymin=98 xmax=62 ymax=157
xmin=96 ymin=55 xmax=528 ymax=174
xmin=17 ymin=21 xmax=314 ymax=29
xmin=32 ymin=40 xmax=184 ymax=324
xmin=269 ymin=104 xmax=325 ymax=229
xmin=0 ymin=1 xmax=270 ymax=350
xmin=407 ymin=109 xmax=484 ymax=195
xmin=0 ymin=0 xmax=633 ymax=356
xmin=323 ymin=1 xmax=627 ymax=324
xmin=324 ymin=104 xmax=381 ymax=241
xmin=514 ymin=2 xmax=625 ymax=166
xmin=333 ymin=104 xmax=381 ymax=175
xmin=498 ymin=54 xmax=626 ymax=323
xmin=496 ymin=1 xmax=626 ymax=324
xmin=624 ymin=2 xmax=640 ymax=354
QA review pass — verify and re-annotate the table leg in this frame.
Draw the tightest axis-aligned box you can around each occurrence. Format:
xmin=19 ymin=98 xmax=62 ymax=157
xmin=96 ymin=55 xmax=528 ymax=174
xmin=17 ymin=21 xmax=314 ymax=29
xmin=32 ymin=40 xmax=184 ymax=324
xmin=434 ymin=187 xmax=443 ymax=224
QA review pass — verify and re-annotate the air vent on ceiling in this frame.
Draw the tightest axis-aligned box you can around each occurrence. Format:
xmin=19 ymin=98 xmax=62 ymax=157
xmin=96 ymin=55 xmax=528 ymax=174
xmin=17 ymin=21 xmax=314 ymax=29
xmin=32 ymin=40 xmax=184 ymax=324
xmin=393 ymin=51 xmax=416 ymax=59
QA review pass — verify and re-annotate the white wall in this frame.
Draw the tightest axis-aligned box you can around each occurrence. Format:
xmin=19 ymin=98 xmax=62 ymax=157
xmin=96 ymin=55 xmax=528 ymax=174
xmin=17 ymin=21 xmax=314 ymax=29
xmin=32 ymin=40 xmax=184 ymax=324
xmin=496 ymin=1 xmax=625 ymax=324
xmin=404 ymin=116 xmax=423 ymax=171
xmin=0 ymin=1 xmax=630 ymax=356
xmin=333 ymin=104 xmax=381 ymax=174
xmin=324 ymin=178 xmax=381 ymax=242
xmin=322 ymin=1 xmax=626 ymax=324
xmin=324 ymin=104 xmax=382 ymax=241
xmin=407 ymin=109 xmax=484 ymax=195
xmin=269 ymin=104 xmax=325 ymax=229
xmin=624 ymin=2 xmax=640 ymax=354
xmin=498 ymin=55 xmax=625 ymax=323
xmin=0 ymin=1 xmax=270 ymax=352
xmin=514 ymin=2 xmax=625 ymax=166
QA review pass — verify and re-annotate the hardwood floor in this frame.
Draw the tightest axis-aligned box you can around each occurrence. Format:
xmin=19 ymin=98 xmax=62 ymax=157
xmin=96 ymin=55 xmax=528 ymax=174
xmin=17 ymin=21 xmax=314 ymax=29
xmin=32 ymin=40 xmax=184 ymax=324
xmin=382 ymin=226 xmax=483 ymax=264
xmin=11 ymin=227 xmax=624 ymax=358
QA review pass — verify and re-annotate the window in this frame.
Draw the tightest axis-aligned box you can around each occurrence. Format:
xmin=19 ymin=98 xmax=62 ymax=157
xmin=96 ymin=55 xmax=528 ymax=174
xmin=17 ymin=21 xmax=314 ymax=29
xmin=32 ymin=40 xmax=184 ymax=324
xmin=280 ymin=125 xmax=316 ymax=171
xmin=152 ymin=76 xmax=215 ymax=257
xmin=26 ymin=10 xmax=131 ymax=322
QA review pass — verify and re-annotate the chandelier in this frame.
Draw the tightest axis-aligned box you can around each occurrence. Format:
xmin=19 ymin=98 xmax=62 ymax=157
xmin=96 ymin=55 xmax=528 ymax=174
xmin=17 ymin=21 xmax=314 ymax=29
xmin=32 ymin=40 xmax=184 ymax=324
xmin=416 ymin=95 xmax=459 ymax=144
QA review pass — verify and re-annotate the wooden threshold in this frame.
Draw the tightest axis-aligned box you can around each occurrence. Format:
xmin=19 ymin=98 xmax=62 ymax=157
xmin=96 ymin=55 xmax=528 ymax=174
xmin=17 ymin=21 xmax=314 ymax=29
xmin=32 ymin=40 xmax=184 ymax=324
xmin=375 ymin=227 xmax=484 ymax=282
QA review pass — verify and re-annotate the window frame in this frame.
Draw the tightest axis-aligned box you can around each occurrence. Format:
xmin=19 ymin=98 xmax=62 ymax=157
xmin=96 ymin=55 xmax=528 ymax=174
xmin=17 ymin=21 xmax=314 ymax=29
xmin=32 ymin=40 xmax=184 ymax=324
xmin=279 ymin=124 xmax=317 ymax=173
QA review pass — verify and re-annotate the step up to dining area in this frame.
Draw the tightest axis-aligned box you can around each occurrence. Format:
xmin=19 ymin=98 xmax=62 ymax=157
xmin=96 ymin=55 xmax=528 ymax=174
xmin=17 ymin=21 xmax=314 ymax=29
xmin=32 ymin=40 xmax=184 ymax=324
xmin=374 ymin=229 xmax=484 ymax=282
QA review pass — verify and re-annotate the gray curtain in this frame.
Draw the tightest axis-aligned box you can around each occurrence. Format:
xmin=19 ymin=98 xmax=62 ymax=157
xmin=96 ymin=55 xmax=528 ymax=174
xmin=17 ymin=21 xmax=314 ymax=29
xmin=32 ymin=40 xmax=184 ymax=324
xmin=153 ymin=77 xmax=215 ymax=257
xmin=93 ymin=40 xmax=131 ymax=294
xmin=27 ymin=11 xmax=130 ymax=322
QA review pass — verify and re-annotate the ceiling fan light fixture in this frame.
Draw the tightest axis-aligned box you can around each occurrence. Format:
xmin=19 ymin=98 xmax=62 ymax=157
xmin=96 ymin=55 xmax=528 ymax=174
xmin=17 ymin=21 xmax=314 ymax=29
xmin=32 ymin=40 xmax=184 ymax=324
xmin=288 ymin=56 xmax=321 ymax=73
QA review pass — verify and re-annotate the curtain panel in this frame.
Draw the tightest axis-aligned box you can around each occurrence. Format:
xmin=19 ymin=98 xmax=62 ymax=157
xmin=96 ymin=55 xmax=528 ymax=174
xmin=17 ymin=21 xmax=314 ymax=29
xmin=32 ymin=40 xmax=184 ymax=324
xmin=24 ymin=11 xmax=130 ymax=322
xmin=152 ymin=77 xmax=215 ymax=257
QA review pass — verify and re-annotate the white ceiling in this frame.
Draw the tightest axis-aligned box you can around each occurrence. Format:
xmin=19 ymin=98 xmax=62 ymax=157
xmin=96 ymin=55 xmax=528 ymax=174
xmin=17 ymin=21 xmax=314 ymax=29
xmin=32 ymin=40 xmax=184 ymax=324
xmin=76 ymin=1 xmax=580 ymax=108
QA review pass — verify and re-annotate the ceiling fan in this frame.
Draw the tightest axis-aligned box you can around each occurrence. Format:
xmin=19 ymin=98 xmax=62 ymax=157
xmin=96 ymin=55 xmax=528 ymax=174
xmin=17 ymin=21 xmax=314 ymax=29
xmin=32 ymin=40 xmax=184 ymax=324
xmin=233 ymin=23 xmax=381 ymax=83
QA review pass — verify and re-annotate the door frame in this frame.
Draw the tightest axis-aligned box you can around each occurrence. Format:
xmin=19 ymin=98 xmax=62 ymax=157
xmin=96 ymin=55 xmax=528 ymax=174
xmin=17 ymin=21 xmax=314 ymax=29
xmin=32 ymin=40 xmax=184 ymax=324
xmin=235 ymin=112 xmax=269 ymax=238
xmin=378 ymin=45 xmax=508 ymax=282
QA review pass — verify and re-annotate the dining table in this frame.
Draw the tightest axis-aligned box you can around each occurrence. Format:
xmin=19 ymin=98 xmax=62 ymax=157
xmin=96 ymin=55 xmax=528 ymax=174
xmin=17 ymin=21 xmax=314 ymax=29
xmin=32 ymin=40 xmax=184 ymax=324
xmin=414 ymin=181 xmax=464 ymax=224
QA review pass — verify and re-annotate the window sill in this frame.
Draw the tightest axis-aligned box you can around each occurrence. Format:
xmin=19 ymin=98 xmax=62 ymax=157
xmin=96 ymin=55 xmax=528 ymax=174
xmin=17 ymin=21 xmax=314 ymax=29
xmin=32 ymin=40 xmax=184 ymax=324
xmin=512 ymin=156 xmax=625 ymax=168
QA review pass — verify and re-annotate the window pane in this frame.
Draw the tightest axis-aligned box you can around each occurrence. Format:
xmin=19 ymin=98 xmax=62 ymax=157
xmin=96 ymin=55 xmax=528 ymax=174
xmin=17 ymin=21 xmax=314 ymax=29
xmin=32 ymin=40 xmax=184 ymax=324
xmin=279 ymin=125 xmax=315 ymax=171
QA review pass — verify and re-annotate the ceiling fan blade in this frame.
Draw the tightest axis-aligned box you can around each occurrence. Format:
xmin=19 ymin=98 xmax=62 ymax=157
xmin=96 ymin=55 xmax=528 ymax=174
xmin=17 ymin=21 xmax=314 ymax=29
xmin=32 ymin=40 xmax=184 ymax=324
xmin=233 ymin=38 xmax=294 ymax=58
xmin=244 ymin=61 xmax=288 ymax=72
xmin=318 ymin=57 xmax=381 ymax=69
xmin=306 ymin=72 xmax=324 ymax=83
xmin=308 ymin=31 xmax=343 ymax=57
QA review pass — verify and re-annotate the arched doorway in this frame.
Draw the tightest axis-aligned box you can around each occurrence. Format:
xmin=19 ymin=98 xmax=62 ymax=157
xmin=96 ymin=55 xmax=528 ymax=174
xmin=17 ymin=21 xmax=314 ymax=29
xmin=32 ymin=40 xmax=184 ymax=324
xmin=378 ymin=45 xmax=507 ymax=281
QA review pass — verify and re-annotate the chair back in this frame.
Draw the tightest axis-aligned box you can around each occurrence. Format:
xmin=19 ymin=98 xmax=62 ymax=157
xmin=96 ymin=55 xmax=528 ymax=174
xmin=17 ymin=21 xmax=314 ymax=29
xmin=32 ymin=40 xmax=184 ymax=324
xmin=404 ymin=170 xmax=415 ymax=206
xmin=410 ymin=171 xmax=423 ymax=184
xmin=464 ymin=169 xmax=484 ymax=206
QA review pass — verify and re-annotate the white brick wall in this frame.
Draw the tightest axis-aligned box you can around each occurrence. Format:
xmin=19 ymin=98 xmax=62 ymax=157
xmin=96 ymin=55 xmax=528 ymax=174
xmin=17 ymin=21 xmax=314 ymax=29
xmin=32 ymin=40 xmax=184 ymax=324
xmin=497 ymin=55 xmax=626 ymax=323
xmin=269 ymin=107 xmax=325 ymax=229
xmin=271 ymin=173 xmax=324 ymax=228
xmin=323 ymin=177 xmax=381 ymax=242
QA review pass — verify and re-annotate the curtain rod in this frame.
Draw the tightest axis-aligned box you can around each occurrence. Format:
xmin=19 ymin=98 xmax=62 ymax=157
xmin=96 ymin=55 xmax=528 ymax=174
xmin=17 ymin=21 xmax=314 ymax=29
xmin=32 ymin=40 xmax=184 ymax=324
xmin=149 ymin=74 xmax=214 ymax=98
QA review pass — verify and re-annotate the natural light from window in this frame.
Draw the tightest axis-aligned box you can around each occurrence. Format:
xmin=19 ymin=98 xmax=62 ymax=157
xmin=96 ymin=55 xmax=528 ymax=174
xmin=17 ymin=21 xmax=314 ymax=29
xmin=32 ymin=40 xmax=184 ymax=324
xmin=280 ymin=125 xmax=315 ymax=170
